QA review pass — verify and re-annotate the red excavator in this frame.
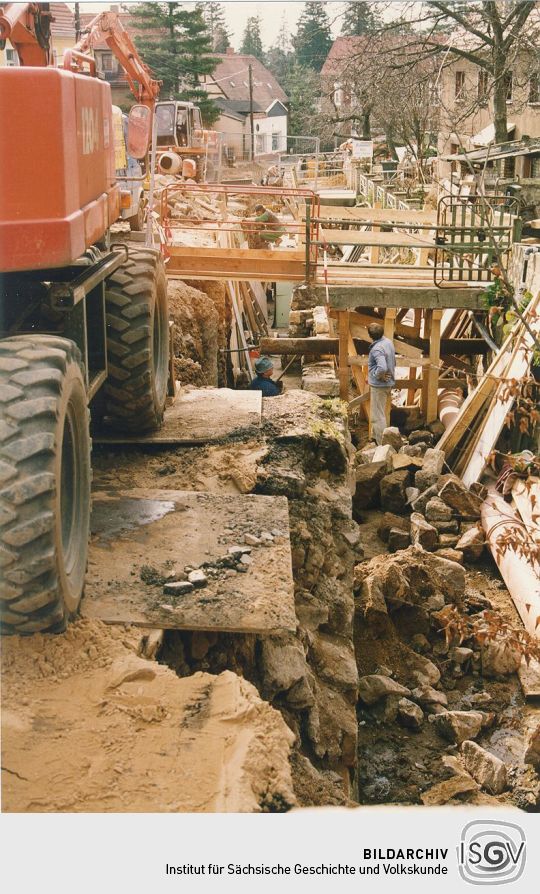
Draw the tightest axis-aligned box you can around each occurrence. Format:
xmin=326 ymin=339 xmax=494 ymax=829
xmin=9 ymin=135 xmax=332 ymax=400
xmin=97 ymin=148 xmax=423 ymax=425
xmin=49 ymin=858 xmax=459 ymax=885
xmin=0 ymin=3 xmax=169 ymax=633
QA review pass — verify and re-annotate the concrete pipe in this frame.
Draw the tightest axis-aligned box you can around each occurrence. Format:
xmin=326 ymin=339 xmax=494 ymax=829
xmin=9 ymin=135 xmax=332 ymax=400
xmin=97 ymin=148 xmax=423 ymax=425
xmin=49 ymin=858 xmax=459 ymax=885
xmin=158 ymin=152 xmax=182 ymax=175
xmin=438 ymin=387 xmax=464 ymax=430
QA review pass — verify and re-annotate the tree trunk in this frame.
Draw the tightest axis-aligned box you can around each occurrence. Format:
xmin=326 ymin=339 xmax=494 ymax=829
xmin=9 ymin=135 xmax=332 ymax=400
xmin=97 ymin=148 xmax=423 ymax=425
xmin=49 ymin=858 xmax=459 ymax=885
xmin=362 ymin=108 xmax=371 ymax=139
xmin=385 ymin=127 xmax=399 ymax=161
xmin=492 ymin=54 xmax=508 ymax=144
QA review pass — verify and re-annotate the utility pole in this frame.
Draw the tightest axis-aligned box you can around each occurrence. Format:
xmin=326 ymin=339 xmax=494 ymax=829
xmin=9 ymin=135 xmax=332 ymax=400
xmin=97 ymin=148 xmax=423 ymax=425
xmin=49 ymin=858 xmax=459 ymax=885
xmin=248 ymin=63 xmax=254 ymax=161
xmin=74 ymin=2 xmax=81 ymax=41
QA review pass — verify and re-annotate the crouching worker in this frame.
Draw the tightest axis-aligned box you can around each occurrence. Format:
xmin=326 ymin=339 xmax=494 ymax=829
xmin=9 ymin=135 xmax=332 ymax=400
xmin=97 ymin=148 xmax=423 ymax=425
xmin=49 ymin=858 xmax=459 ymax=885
xmin=368 ymin=322 xmax=395 ymax=444
xmin=250 ymin=356 xmax=282 ymax=396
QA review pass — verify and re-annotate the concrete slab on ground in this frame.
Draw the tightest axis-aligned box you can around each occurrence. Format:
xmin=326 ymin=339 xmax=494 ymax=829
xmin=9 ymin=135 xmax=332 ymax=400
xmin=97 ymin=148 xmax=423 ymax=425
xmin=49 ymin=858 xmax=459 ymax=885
xmin=82 ymin=489 xmax=295 ymax=634
xmin=94 ymin=387 xmax=262 ymax=445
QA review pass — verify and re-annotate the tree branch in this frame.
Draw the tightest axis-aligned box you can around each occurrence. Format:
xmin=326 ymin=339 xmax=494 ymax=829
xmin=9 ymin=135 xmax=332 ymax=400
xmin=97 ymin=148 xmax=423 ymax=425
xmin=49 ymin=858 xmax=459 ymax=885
xmin=427 ymin=1 xmax=494 ymax=47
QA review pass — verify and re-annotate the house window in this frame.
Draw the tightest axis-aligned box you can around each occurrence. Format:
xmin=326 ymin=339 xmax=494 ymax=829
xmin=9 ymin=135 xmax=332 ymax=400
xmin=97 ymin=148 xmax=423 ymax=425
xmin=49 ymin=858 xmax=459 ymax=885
xmin=455 ymin=70 xmax=465 ymax=99
xmin=101 ymin=51 xmax=114 ymax=72
xmin=5 ymin=48 xmax=19 ymax=65
xmin=477 ymin=69 xmax=489 ymax=99
xmin=502 ymin=156 xmax=515 ymax=177
xmin=505 ymin=71 xmax=513 ymax=102
xmin=529 ymin=73 xmax=539 ymax=104
xmin=334 ymin=82 xmax=344 ymax=107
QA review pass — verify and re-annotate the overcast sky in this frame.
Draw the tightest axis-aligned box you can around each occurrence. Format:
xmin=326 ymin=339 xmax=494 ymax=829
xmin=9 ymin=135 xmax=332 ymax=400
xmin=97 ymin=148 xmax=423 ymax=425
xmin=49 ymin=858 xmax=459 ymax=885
xmin=71 ymin=1 xmax=395 ymax=50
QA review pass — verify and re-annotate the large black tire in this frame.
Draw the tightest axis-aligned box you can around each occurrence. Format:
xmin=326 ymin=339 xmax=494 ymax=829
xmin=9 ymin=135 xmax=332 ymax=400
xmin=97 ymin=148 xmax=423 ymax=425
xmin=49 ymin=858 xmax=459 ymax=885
xmin=104 ymin=248 xmax=169 ymax=432
xmin=0 ymin=335 xmax=91 ymax=634
xmin=127 ymin=196 xmax=146 ymax=232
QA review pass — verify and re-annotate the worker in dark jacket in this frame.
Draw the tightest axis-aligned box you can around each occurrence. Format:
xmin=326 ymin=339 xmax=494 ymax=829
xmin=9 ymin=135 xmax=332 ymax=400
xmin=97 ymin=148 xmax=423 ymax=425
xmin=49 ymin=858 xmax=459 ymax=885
xmin=250 ymin=356 xmax=282 ymax=396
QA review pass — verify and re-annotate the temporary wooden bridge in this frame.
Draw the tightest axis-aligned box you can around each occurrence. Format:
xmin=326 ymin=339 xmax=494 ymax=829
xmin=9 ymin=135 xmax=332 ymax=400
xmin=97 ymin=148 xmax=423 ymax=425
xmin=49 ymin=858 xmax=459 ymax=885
xmin=156 ymin=183 xmax=518 ymax=421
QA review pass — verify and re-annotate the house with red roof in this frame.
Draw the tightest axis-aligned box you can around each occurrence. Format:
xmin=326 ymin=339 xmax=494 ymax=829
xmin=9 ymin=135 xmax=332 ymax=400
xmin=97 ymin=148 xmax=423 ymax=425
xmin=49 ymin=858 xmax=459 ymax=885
xmin=203 ymin=48 xmax=288 ymax=159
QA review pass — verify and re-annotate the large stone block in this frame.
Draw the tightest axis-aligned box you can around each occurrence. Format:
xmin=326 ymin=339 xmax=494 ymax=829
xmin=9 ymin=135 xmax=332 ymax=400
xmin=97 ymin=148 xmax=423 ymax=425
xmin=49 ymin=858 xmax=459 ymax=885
xmin=415 ymin=448 xmax=445 ymax=492
xmin=353 ymin=461 xmax=387 ymax=512
xmin=439 ymin=478 xmax=483 ymax=519
xmin=380 ymin=470 xmax=411 ymax=514
xmin=410 ymin=512 xmax=439 ymax=551
xmin=462 ymin=740 xmax=507 ymax=794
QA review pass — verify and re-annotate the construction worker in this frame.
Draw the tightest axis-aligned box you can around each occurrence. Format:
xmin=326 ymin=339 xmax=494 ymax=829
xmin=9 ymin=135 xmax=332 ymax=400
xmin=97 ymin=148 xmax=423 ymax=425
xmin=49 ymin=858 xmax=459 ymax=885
xmin=367 ymin=322 xmax=395 ymax=444
xmin=252 ymin=204 xmax=285 ymax=247
xmin=250 ymin=356 xmax=282 ymax=397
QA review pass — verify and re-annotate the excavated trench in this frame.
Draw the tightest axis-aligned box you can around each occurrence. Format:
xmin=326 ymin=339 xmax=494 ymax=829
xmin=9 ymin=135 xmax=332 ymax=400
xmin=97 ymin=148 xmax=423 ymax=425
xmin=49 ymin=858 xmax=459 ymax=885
xmin=89 ymin=384 xmax=540 ymax=811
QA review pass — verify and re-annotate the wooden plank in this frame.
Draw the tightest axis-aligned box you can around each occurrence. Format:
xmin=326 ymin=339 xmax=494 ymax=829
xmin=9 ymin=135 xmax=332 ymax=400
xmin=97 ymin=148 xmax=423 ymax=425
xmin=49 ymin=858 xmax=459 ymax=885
xmin=426 ymin=309 xmax=442 ymax=423
xmin=459 ymin=312 xmax=540 ymax=486
xmin=314 ymin=230 xmax=436 ymax=248
xmin=318 ymin=286 xmax=486 ymax=310
xmin=350 ymin=356 xmax=431 ymax=368
xmin=82 ymin=489 xmax=296 ymax=635
xmin=338 ymin=311 xmax=350 ymax=400
xmin=306 ymin=206 xmax=437 ymax=223
xmin=348 ymin=330 xmax=370 ymax=420
xmin=167 ymin=246 xmax=305 ymax=260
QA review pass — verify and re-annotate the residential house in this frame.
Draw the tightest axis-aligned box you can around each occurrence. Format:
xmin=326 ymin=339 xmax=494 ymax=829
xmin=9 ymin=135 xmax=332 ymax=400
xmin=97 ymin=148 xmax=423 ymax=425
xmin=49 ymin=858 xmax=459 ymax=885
xmin=0 ymin=2 xmax=75 ymax=67
xmin=437 ymin=45 xmax=540 ymax=182
xmin=202 ymin=49 xmax=288 ymax=159
xmin=320 ymin=36 xmax=370 ymax=140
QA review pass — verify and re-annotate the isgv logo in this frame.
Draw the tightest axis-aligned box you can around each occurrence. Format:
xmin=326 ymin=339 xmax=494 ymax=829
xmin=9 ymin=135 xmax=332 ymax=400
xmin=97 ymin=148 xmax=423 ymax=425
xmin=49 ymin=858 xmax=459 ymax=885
xmin=458 ymin=820 xmax=526 ymax=885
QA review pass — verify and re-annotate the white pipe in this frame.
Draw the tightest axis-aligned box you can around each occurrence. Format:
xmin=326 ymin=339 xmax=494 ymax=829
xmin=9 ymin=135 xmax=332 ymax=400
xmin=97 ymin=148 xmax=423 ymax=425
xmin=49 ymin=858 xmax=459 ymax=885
xmin=481 ymin=489 xmax=540 ymax=640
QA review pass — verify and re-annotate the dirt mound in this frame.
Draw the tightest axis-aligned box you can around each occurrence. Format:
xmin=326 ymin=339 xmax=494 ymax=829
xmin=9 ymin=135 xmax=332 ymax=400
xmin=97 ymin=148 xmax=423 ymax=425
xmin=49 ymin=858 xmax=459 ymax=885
xmin=185 ymin=280 xmax=231 ymax=386
xmin=2 ymin=619 xmax=296 ymax=813
xmin=168 ymin=280 xmax=219 ymax=386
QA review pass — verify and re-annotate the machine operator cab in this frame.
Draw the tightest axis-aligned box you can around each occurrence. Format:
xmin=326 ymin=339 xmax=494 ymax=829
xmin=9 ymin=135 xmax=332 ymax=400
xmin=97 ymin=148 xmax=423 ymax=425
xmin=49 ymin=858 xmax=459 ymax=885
xmin=155 ymin=101 xmax=204 ymax=150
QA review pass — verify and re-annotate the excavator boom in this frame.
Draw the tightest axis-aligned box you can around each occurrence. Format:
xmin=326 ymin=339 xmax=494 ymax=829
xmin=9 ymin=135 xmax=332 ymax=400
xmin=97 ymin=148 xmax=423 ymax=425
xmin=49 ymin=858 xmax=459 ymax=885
xmin=72 ymin=10 xmax=160 ymax=108
xmin=0 ymin=1 xmax=53 ymax=65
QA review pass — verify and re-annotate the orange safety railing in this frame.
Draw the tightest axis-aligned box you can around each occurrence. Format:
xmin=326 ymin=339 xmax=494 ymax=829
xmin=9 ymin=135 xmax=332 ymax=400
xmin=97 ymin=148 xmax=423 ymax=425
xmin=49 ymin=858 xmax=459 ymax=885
xmin=156 ymin=182 xmax=320 ymax=281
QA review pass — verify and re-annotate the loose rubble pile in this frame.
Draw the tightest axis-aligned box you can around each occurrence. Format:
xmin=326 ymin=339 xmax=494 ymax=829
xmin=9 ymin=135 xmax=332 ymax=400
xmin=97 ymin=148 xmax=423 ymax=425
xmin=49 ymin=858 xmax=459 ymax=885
xmin=354 ymin=423 xmax=487 ymax=564
xmin=354 ymin=539 xmax=540 ymax=807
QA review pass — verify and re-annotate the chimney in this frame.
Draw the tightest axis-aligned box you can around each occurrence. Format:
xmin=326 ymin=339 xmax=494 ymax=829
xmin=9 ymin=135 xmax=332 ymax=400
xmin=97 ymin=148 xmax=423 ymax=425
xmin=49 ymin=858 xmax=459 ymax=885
xmin=110 ymin=4 xmax=119 ymax=12
xmin=226 ymin=47 xmax=235 ymax=56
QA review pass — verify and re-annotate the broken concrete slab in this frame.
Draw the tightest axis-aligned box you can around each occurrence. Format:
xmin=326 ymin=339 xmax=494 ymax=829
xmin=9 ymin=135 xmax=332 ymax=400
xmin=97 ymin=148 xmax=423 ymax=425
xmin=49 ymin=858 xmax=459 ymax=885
xmin=83 ymin=489 xmax=295 ymax=634
xmin=302 ymin=361 xmax=339 ymax=397
xmin=95 ymin=387 xmax=262 ymax=445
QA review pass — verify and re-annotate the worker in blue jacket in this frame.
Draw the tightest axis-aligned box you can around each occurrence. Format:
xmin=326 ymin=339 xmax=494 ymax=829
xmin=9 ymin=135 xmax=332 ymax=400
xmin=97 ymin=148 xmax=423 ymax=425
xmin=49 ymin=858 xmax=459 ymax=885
xmin=250 ymin=356 xmax=282 ymax=396
xmin=368 ymin=322 xmax=395 ymax=444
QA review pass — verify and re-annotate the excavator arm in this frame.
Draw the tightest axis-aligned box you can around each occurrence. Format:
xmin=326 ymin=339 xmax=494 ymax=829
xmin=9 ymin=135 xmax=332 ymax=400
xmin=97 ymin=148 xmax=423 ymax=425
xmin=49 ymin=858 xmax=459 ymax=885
xmin=71 ymin=11 xmax=160 ymax=109
xmin=0 ymin=2 xmax=53 ymax=66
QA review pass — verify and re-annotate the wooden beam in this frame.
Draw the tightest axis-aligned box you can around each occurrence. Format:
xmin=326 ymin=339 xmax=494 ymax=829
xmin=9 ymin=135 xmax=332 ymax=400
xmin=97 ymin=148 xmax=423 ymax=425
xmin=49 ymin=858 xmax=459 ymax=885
xmin=318 ymin=286 xmax=486 ymax=310
xmin=338 ymin=311 xmax=350 ymax=401
xmin=426 ymin=309 xmax=442 ymax=423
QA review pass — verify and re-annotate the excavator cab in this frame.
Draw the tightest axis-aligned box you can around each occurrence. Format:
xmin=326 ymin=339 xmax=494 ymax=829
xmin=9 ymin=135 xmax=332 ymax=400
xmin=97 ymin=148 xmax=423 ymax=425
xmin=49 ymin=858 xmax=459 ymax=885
xmin=156 ymin=101 xmax=204 ymax=150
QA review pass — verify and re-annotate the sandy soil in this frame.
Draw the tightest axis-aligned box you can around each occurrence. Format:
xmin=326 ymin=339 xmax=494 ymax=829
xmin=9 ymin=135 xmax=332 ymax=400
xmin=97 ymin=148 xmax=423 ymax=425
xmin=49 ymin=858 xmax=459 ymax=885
xmin=1 ymin=619 xmax=295 ymax=813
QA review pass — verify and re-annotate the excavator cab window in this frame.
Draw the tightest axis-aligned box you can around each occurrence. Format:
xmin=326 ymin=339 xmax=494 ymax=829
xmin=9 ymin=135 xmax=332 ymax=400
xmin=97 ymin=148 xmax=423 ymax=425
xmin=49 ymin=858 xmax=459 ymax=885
xmin=175 ymin=108 xmax=188 ymax=147
xmin=191 ymin=107 xmax=203 ymax=146
xmin=156 ymin=103 xmax=175 ymax=147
